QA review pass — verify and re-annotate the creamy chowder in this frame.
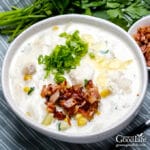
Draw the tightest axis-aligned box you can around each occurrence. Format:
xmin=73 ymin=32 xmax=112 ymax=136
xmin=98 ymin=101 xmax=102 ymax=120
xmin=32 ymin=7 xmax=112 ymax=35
xmin=9 ymin=22 xmax=141 ymax=135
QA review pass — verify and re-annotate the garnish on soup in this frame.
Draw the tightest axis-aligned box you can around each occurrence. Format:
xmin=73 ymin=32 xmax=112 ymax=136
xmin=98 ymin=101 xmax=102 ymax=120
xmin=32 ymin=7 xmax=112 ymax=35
xmin=41 ymin=80 xmax=100 ymax=129
xmin=9 ymin=23 xmax=140 ymax=134
xmin=38 ymin=30 xmax=88 ymax=79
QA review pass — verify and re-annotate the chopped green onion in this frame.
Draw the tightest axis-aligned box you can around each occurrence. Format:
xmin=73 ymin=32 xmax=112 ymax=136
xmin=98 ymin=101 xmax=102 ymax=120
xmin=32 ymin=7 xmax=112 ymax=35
xmin=38 ymin=30 xmax=88 ymax=79
xmin=27 ymin=87 xmax=35 ymax=95
xmin=58 ymin=122 xmax=61 ymax=131
xmin=84 ymin=79 xmax=88 ymax=86
xmin=89 ymin=52 xmax=95 ymax=59
xmin=38 ymin=55 xmax=44 ymax=64
xmin=54 ymin=73 xmax=66 ymax=84
xmin=58 ymin=122 xmax=70 ymax=131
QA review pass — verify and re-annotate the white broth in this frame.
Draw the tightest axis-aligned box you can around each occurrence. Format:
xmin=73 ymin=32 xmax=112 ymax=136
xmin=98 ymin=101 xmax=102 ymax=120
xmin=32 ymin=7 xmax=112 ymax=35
xmin=9 ymin=22 xmax=141 ymax=135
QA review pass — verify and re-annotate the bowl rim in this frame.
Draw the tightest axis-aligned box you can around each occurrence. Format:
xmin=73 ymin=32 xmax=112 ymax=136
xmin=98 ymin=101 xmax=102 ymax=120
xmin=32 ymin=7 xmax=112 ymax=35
xmin=128 ymin=15 xmax=150 ymax=70
xmin=1 ymin=14 xmax=148 ymax=143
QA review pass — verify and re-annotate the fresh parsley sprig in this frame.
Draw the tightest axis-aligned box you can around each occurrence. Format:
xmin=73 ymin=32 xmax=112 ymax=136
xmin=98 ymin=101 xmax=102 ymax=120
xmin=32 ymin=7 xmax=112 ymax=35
xmin=0 ymin=0 xmax=149 ymax=42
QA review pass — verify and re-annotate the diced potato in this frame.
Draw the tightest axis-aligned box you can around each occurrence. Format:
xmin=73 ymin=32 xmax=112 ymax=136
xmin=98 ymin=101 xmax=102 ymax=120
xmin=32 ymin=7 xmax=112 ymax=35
xmin=58 ymin=122 xmax=70 ymax=131
xmin=100 ymin=89 xmax=111 ymax=98
xmin=42 ymin=113 xmax=53 ymax=126
xmin=77 ymin=117 xmax=87 ymax=126
xmin=23 ymin=87 xmax=30 ymax=93
xmin=23 ymin=64 xmax=36 ymax=75
xmin=69 ymin=62 xmax=94 ymax=85
xmin=24 ymin=74 xmax=32 ymax=81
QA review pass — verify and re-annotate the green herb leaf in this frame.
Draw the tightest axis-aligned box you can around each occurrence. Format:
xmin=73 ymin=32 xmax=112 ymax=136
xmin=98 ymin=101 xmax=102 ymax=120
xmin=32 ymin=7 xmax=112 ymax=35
xmin=93 ymin=10 xmax=109 ymax=20
xmin=38 ymin=55 xmax=44 ymax=64
xmin=107 ymin=8 xmax=123 ymax=19
xmin=54 ymin=73 xmax=66 ymax=84
xmin=28 ymin=87 xmax=35 ymax=95
xmin=85 ymin=8 xmax=92 ymax=15
xmin=57 ymin=121 xmax=70 ymax=131
xmin=84 ymin=79 xmax=88 ymax=86
xmin=106 ymin=2 xmax=120 ymax=9
xmin=0 ymin=0 xmax=150 ymax=41
xmin=51 ymin=0 xmax=70 ymax=14
xmin=58 ymin=122 xmax=61 ymax=131
xmin=81 ymin=0 xmax=106 ymax=9
xmin=38 ymin=30 xmax=88 ymax=79
xmin=89 ymin=52 xmax=95 ymax=59
xmin=126 ymin=4 xmax=150 ymax=19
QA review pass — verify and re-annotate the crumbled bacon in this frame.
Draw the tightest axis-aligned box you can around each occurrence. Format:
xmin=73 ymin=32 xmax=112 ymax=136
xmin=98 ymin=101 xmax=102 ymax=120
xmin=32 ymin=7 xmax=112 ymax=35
xmin=41 ymin=85 xmax=49 ymax=97
xmin=133 ymin=26 xmax=150 ymax=66
xmin=61 ymin=98 xmax=77 ymax=109
xmin=41 ymin=80 xmax=101 ymax=121
xmin=53 ymin=111 xmax=66 ymax=120
xmin=47 ymin=102 xmax=56 ymax=113
xmin=49 ymin=90 xmax=60 ymax=103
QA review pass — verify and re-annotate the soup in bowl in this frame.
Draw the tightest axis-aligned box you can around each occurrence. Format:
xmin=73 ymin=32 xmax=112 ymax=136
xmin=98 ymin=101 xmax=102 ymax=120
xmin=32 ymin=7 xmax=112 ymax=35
xmin=2 ymin=14 xmax=148 ymax=143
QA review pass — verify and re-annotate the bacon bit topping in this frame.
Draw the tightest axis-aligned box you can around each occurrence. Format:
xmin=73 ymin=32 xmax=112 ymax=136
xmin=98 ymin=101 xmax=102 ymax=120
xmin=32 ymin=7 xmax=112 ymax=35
xmin=49 ymin=90 xmax=60 ymax=103
xmin=41 ymin=80 xmax=100 ymax=122
xmin=47 ymin=102 xmax=56 ymax=113
xmin=62 ymin=98 xmax=77 ymax=109
xmin=53 ymin=111 xmax=66 ymax=120
xmin=133 ymin=26 xmax=150 ymax=66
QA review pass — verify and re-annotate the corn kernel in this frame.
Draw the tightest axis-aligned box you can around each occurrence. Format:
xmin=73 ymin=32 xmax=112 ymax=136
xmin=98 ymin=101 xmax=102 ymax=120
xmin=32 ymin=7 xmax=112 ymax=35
xmin=52 ymin=26 xmax=59 ymax=31
xmin=75 ymin=113 xmax=82 ymax=120
xmin=64 ymin=116 xmax=70 ymax=123
xmin=96 ymin=110 xmax=101 ymax=115
xmin=23 ymin=87 xmax=30 ymax=93
xmin=64 ymin=118 xmax=67 ymax=122
xmin=77 ymin=117 xmax=87 ymax=126
xmin=24 ymin=74 xmax=32 ymax=81
xmin=100 ymin=89 xmax=111 ymax=98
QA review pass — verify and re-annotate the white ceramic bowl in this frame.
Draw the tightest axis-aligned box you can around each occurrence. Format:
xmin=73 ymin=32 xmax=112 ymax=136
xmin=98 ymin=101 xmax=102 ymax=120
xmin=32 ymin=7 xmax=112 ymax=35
xmin=128 ymin=15 xmax=150 ymax=70
xmin=1 ymin=14 xmax=148 ymax=143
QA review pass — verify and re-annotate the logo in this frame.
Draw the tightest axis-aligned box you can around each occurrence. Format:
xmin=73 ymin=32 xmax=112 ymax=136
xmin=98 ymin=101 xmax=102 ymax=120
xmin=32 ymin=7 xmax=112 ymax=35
xmin=115 ymin=133 xmax=147 ymax=148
